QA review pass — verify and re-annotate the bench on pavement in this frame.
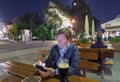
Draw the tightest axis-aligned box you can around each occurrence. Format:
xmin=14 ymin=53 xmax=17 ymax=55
xmin=78 ymin=42 xmax=112 ymax=47
xmin=79 ymin=52 xmax=99 ymax=78
xmin=34 ymin=49 xmax=50 ymax=62
xmin=78 ymin=47 xmax=114 ymax=79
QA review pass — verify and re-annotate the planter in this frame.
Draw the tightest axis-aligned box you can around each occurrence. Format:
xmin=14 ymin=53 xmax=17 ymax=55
xmin=111 ymin=42 xmax=120 ymax=51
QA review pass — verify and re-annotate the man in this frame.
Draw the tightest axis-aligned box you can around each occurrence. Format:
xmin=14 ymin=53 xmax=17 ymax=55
xmin=36 ymin=28 xmax=81 ymax=77
xmin=91 ymin=35 xmax=107 ymax=48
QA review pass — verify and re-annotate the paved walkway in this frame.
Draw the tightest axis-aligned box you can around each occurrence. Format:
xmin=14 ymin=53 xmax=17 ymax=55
xmin=0 ymin=40 xmax=120 ymax=82
xmin=0 ymin=40 xmax=56 ymax=60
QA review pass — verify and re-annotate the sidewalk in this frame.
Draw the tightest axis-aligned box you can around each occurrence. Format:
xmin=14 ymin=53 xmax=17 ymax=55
xmin=0 ymin=40 xmax=120 ymax=82
xmin=0 ymin=40 xmax=56 ymax=52
xmin=0 ymin=40 xmax=55 ymax=61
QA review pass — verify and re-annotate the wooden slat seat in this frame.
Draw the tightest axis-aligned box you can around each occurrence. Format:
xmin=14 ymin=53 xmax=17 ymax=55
xmin=34 ymin=49 xmax=50 ymax=62
xmin=79 ymin=47 xmax=114 ymax=79
xmin=79 ymin=47 xmax=114 ymax=58
xmin=5 ymin=61 xmax=36 ymax=72
xmin=79 ymin=43 xmax=91 ymax=47
xmin=80 ymin=52 xmax=98 ymax=60
xmin=72 ymin=39 xmax=80 ymax=45
xmin=78 ymin=42 xmax=113 ymax=48
xmin=0 ymin=61 xmax=100 ymax=82
xmin=43 ymin=75 xmax=100 ymax=82
xmin=0 ymin=63 xmax=35 ymax=78
xmin=79 ymin=52 xmax=98 ymax=78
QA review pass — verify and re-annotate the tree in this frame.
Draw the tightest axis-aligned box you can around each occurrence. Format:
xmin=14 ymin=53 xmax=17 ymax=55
xmin=44 ymin=0 xmax=70 ymax=29
xmin=33 ymin=24 xmax=49 ymax=40
xmin=12 ymin=12 xmax=43 ymax=30
xmin=50 ymin=28 xmax=55 ymax=40
xmin=7 ymin=24 xmax=21 ymax=40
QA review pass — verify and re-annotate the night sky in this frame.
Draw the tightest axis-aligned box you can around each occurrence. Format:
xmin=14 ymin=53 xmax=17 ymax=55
xmin=84 ymin=0 xmax=120 ymax=23
xmin=0 ymin=0 xmax=120 ymax=24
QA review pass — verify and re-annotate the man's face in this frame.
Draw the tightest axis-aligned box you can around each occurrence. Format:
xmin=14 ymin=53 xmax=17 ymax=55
xmin=56 ymin=34 xmax=70 ymax=48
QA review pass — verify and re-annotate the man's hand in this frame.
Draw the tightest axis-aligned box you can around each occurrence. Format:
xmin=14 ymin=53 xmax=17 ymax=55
xmin=36 ymin=67 xmax=55 ymax=77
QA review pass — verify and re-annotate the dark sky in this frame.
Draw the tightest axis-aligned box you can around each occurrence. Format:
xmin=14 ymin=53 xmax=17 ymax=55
xmin=0 ymin=0 xmax=120 ymax=24
xmin=0 ymin=0 xmax=49 ymax=22
xmin=84 ymin=0 xmax=120 ymax=23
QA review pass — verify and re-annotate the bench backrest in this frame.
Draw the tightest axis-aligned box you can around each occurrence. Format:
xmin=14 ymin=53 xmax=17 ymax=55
xmin=79 ymin=48 xmax=114 ymax=58
xmin=35 ymin=49 xmax=50 ymax=62
xmin=79 ymin=52 xmax=98 ymax=77
xmin=79 ymin=47 xmax=114 ymax=79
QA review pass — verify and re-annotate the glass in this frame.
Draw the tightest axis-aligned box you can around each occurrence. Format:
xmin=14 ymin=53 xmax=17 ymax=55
xmin=58 ymin=59 xmax=69 ymax=82
xmin=21 ymin=76 xmax=41 ymax=82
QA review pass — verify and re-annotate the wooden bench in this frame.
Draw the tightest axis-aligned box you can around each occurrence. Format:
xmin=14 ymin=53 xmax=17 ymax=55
xmin=72 ymin=39 xmax=80 ymax=45
xmin=0 ymin=61 xmax=36 ymax=82
xmin=79 ymin=43 xmax=91 ymax=47
xmin=0 ymin=61 xmax=100 ymax=82
xmin=78 ymin=47 xmax=114 ymax=79
xmin=79 ymin=47 xmax=114 ymax=58
xmin=78 ymin=42 xmax=112 ymax=47
xmin=5 ymin=61 xmax=36 ymax=72
xmin=79 ymin=52 xmax=99 ymax=78
xmin=34 ymin=49 xmax=50 ymax=62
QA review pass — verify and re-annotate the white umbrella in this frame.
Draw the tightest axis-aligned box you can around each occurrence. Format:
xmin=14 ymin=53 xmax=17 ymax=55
xmin=84 ymin=15 xmax=90 ymax=38
xmin=91 ymin=19 xmax=96 ymax=41
xmin=92 ymin=19 xmax=95 ymax=36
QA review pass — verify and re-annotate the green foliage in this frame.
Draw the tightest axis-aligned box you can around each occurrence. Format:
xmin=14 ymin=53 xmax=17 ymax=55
xmin=33 ymin=24 xmax=50 ymax=40
xmin=80 ymin=38 xmax=89 ymax=43
xmin=7 ymin=24 xmax=21 ymax=40
xmin=50 ymin=29 xmax=55 ymax=40
xmin=110 ymin=37 xmax=120 ymax=42
xmin=12 ymin=12 xmax=42 ymax=30
xmin=44 ymin=0 xmax=70 ymax=28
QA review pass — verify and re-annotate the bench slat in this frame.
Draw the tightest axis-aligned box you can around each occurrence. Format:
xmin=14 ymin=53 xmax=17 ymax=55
xmin=0 ymin=63 xmax=35 ymax=78
xmin=5 ymin=61 xmax=36 ymax=72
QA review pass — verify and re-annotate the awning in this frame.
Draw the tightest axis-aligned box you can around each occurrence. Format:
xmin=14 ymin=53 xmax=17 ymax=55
xmin=101 ymin=15 xmax=120 ymax=31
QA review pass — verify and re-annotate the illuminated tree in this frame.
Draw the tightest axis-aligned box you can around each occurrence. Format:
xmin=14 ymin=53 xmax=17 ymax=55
xmin=33 ymin=24 xmax=49 ymax=40
xmin=7 ymin=24 xmax=21 ymax=40
xmin=44 ymin=0 xmax=70 ymax=29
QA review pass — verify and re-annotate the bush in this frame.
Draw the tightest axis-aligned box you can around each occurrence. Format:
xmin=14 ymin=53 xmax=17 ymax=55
xmin=80 ymin=38 xmax=89 ymax=43
xmin=110 ymin=37 xmax=120 ymax=42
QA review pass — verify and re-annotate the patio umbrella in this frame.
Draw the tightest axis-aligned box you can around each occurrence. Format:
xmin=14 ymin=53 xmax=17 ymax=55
xmin=84 ymin=14 xmax=90 ymax=38
xmin=92 ymin=19 xmax=95 ymax=36
xmin=91 ymin=19 xmax=96 ymax=41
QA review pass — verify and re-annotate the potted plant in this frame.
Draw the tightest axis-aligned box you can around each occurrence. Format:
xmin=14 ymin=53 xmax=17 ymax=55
xmin=80 ymin=38 xmax=89 ymax=43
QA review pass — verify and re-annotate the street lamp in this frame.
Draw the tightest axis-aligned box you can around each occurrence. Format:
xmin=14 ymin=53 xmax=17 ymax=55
xmin=71 ymin=19 xmax=75 ymax=23
xmin=70 ymin=19 xmax=76 ymax=28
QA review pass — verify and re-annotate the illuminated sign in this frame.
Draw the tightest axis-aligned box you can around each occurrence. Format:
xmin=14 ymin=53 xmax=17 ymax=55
xmin=105 ymin=23 xmax=111 ymax=27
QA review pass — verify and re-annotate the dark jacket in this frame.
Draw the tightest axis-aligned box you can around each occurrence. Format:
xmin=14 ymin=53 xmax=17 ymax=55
xmin=45 ymin=43 xmax=81 ymax=76
xmin=91 ymin=41 xmax=107 ymax=48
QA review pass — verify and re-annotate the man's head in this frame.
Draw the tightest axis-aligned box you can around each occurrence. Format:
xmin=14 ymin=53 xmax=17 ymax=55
xmin=96 ymin=35 xmax=102 ymax=41
xmin=55 ymin=28 xmax=72 ymax=48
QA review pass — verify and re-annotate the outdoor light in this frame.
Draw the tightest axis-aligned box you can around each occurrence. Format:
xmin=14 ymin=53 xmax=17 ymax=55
xmin=71 ymin=19 xmax=75 ymax=23
xmin=73 ymin=2 xmax=76 ymax=6
xmin=0 ymin=31 xmax=3 ymax=34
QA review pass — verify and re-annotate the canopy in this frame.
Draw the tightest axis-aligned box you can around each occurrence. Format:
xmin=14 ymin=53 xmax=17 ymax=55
xmin=101 ymin=15 xmax=120 ymax=31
